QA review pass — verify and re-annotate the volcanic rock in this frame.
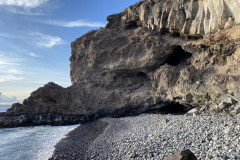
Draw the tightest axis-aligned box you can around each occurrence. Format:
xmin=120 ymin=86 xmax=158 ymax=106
xmin=163 ymin=149 xmax=197 ymax=160
xmin=1 ymin=0 xmax=240 ymax=127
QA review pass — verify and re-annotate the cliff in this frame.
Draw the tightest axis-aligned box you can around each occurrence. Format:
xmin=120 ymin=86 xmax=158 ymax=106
xmin=1 ymin=0 xmax=240 ymax=127
xmin=122 ymin=0 xmax=240 ymax=36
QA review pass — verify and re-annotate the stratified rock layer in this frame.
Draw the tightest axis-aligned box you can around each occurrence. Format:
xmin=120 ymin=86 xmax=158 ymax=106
xmin=1 ymin=0 xmax=240 ymax=127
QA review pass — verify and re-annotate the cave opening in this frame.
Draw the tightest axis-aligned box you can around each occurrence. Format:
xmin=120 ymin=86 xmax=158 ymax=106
xmin=166 ymin=45 xmax=192 ymax=66
xmin=137 ymin=72 xmax=148 ymax=79
xmin=124 ymin=21 xmax=138 ymax=29
xmin=144 ymin=102 xmax=189 ymax=115
xmin=46 ymin=98 xmax=57 ymax=104
xmin=157 ymin=102 xmax=188 ymax=114
xmin=112 ymin=102 xmax=190 ymax=118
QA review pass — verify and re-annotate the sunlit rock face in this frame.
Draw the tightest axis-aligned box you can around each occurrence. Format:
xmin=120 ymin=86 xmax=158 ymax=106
xmin=123 ymin=0 xmax=240 ymax=36
xmin=1 ymin=0 xmax=240 ymax=127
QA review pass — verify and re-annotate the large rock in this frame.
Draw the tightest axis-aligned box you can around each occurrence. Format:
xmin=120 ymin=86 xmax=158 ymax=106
xmin=163 ymin=149 xmax=197 ymax=160
xmin=1 ymin=0 xmax=240 ymax=127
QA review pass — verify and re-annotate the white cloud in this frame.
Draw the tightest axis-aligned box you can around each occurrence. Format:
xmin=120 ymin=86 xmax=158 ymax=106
xmin=29 ymin=52 xmax=40 ymax=57
xmin=0 ymin=60 xmax=18 ymax=66
xmin=7 ymin=69 xmax=21 ymax=74
xmin=0 ymin=92 xmax=18 ymax=103
xmin=0 ymin=55 xmax=20 ymax=66
xmin=0 ymin=0 xmax=51 ymax=15
xmin=2 ymin=6 xmax=42 ymax=15
xmin=0 ymin=32 xmax=17 ymax=39
xmin=0 ymin=55 xmax=24 ymax=82
xmin=41 ymin=19 xmax=106 ymax=28
xmin=41 ymin=36 xmax=62 ymax=48
xmin=0 ymin=75 xmax=23 ymax=82
xmin=0 ymin=0 xmax=49 ymax=8
xmin=0 ymin=31 xmax=64 ymax=48
xmin=30 ymin=32 xmax=64 ymax=48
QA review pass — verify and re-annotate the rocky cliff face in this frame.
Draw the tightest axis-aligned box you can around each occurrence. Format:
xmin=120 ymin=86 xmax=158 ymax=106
xmin=122 ymin=0 xmax=240 ymax=36
xmin=1 ymin=0 xmax=240 ymax=127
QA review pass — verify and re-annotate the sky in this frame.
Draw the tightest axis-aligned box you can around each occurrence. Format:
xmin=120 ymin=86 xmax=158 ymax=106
xmin=0 ymin=0 xmax=140 ymax=104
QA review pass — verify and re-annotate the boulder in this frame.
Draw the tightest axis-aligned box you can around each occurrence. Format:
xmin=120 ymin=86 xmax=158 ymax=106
xmin=163 ymin=149 xmax=197 ymax=160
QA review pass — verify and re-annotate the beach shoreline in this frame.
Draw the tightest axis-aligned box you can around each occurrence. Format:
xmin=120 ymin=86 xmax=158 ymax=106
xmin=49 ymin=114 xmax=240 ymax=160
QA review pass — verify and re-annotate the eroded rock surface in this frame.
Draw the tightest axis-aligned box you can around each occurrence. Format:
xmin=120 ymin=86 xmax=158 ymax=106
xmin=123 ymin=0 xmax=240 ymax=36
xmin=1 ymin=0 xmax=240 ymax=127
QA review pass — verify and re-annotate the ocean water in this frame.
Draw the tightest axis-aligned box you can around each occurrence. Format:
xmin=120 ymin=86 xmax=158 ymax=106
xmin=0 ymin=105 xmax=79 ymax=160
xmin=0 ymin=105 xmax=10 ymax=112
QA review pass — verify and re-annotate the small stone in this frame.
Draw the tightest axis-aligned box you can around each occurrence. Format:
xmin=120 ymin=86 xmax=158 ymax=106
xmin=224 ymin=146 xmax=229 ymax=151
xmin=223 ymin=128 xmax=230 ymax=134
xmin=187 ymin=108 xmax=198 ymax=114
xmin=236 ymin=113 xmax=240 ymax=118
xmin=235 ymin=106 xmax=240 ymax=114
xmin=213 ymin=136 xmax=218 ymax=141
xmin=218 ymin=120 xmax=224 ymax=123
xmin=218 ymin=102 xmax=228 ymax=110
xmin=161 ymin=118 xmax=168 ymax=125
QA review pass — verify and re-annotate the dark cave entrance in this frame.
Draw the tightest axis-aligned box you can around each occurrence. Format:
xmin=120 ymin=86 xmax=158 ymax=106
xmin=158 ymin=102 xmax=188 ymax=114
xmin=112 ymin=102 xmax=190 ymax=118
xmin=137 ymin=72 xmax=148 ymax=79
xmin=124 ymin=21 xmax=138 ymax=29
xmin=166 ymin=46 xmax=192 ymax=66
xmin=144 ymin=102 xmax=189 ymax=115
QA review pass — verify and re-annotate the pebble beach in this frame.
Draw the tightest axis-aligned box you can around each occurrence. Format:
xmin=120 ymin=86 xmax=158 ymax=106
xmin=50 ymin=114 xmax=240 ymax=160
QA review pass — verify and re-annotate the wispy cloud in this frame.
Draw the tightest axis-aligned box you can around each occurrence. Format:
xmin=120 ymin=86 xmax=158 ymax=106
xmin=0 ymin=0 xmax=49 ymax=8
xmin=0 ymin=60 xmax=19 ymax=66
xmin=0 ymin=54 xmax=24 ymax=81
xmin=0 ymin=32 xmax=19 ymax=39
xmin=0 ymin=53 xmax=21 ymax=65
xmin=0 ymin=0 xmax=52 ymax=15
xmin=0 ymin=54 xmax=20 ymax=67
xmin=0 ymin=75 xmax=23 ymax=83
xmin=6 ymin=69 xmax=22 ymax=74
xmin=39 ymin=19 xmax=106 ymax=28
xmin=29 ymin=52 xmax=40 ymax=57
xmin=0 ymin=31 xmax=64 ymax=48
xmin=2 ymin=7 xmax=43 ymax=15
xmin=0 ymin=92 xmax=18 ymax=103
xmin=30 ymin=32 xmax=64 ymax=48
xmin=0 ymin=66 xmax=23 ymax=75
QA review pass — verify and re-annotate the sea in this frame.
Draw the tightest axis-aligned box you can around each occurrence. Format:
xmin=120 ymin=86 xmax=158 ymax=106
xmin=0 ymin=105 xmax=79 ymax=160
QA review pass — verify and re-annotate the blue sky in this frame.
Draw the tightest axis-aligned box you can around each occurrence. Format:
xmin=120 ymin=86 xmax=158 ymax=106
xmin=0 ymin=0 xmax=139 ymax=104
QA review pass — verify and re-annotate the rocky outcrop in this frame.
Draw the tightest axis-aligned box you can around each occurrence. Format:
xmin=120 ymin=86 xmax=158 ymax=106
xmin=1 ymin=0 xmax=240 ymax=127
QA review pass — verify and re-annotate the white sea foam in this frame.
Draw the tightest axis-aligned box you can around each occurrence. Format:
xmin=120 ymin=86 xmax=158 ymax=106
xmin=0 ymin=110 xmax=79 ymax=160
